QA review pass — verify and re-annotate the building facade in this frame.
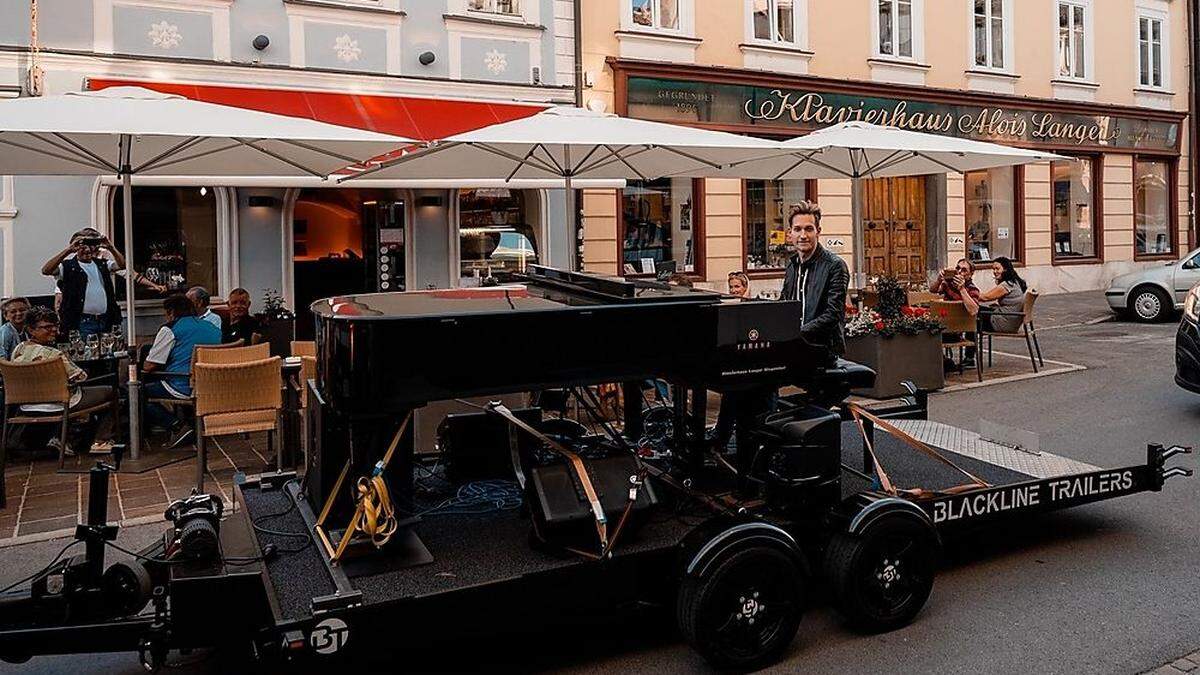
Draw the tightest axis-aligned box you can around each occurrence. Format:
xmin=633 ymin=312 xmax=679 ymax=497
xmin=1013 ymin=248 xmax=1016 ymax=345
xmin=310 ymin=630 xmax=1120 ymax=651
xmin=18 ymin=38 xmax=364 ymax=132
xmin=578 ymin=0 xmax=1193 ymax=297
xmin=0 ymin=0 xmax=579 ymax=334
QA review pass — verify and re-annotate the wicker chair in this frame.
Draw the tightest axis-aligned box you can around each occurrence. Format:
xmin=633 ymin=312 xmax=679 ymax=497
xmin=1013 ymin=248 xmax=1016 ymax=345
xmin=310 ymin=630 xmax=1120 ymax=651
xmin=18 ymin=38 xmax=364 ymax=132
xmin=977 ymin=290 xmax=1044 ymax=373
xmin=192 ymin=357 xmax=283 ymax=490
xmin=140 ymin=339 xmax=245 ymax=447
xmin=195 ymin=342 xmax=269 ymax=365
xmin=0 ymin=358 xmax=118 ymax=483
xmin=290 ymin=341 xmax=316 ymax=357
xmin=930 ymin=300 xmax=981 ymax=382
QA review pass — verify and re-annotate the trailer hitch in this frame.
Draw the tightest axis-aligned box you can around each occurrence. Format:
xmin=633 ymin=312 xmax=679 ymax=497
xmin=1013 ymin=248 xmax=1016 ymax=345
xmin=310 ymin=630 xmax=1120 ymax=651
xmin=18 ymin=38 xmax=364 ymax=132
xmin=1149 ymin=444 xmax=1193 ymax=489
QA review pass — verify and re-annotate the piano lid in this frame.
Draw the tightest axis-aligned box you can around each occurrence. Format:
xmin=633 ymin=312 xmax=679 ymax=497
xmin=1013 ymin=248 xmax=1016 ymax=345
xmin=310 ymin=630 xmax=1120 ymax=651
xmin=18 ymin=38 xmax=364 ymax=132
xmin=312 ymin=270 xmax=720 ymax=321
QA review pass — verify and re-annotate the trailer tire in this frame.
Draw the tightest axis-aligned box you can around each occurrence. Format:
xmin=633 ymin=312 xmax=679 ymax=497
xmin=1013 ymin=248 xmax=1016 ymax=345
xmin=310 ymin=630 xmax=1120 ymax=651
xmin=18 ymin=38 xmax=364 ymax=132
xmin=824 ymin=515 xmax=936 ymax=633
xmin=677 ymin=544 xmax=803 ymax=671
xmin=103 ymin=561 xmax=153 ymax=616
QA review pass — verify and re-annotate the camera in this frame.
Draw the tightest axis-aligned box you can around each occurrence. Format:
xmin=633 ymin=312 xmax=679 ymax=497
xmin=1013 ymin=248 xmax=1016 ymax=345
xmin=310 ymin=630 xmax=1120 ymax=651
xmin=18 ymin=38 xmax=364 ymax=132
xmin=77 ymin=237 xmax=105 ymax=247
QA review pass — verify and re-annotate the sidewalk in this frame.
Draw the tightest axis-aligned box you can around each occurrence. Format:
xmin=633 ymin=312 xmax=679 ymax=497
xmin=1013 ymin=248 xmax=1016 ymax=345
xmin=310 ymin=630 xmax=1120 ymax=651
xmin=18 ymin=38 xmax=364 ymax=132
xmin=0 ymin=434 xmax=273 ymax=545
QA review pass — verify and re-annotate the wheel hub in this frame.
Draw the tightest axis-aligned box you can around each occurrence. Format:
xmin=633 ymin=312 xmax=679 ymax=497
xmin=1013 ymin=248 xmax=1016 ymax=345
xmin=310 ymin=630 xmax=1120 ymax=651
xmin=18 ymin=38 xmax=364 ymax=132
xmin=876 ymin=558 xmax=902 ymax=589
xmin=736 ymin=592 xmax=764 ymax=623
xmin=1136 ymin=293 xmax=1161 ymax=318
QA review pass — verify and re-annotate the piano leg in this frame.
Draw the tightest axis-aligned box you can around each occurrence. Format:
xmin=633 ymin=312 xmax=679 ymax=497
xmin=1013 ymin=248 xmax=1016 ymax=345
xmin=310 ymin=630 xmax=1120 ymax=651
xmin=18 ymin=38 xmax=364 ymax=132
xmin=622 ymin=381 xmax=643 ymax=442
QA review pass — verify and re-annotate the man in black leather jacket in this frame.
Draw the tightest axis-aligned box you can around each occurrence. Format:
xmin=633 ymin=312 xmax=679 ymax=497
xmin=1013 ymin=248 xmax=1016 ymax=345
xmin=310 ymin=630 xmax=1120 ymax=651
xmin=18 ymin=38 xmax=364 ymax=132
xmin=779 ymin=201 xmax=849 ymax=361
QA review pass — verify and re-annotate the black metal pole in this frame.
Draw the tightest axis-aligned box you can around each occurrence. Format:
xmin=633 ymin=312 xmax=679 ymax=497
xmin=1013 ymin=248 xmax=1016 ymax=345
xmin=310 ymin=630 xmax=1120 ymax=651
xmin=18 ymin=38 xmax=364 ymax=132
xmin=622 ymin=381 xmax=642 ymax=441
xmin=85 ymin=463 xmax=110 ymax=579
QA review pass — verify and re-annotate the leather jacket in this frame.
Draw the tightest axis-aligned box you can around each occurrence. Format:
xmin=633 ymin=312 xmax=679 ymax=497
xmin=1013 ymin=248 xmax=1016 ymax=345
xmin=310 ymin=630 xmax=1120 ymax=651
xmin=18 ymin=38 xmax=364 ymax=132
xmin=779 ymin=245 xmax=849 ymax=356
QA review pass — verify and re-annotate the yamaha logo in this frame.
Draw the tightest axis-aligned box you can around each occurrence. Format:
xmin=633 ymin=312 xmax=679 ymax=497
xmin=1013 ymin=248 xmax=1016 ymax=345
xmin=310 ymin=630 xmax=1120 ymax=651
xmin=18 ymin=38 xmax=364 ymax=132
xmin=748 ymin=329 xmax=760 ymax=341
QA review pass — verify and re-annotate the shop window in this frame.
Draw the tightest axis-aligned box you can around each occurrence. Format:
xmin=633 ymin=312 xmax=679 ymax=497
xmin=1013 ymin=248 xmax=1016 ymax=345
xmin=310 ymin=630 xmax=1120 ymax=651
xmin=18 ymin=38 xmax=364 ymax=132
xmin=458 ymin=189 xmax=538 ymax=282
xmin=877 ymin=0 xmax=913 ymax=58
xmin=632 ymin=0 xmax=680 ymax=31
xmin=752 ymin=0 xmax=797 ymax=44
xmin=1134 ymin=158 xmax=1174 ymax=258
xmin=621 ymin=178 xmax=701 ymax=276
xmin=468 ymin=0 xmax=520 ymax=16
xmin=1051 ymin=156 xmax=1099 ymax=261
xmin=1057 ymin=1 xmax=1087 ymax=79
xmin=964 ymin=167 xmax=1019 ymax=263
xmin=112 ymin=186 xmax=217 ymax=301
xmin=1138 ymin=15 xmax=1164 ymax=88
xmin=745 ymin=180 xmax=808 ymax=271
xmin=973 ymin=0 xmax=1005 ymax=69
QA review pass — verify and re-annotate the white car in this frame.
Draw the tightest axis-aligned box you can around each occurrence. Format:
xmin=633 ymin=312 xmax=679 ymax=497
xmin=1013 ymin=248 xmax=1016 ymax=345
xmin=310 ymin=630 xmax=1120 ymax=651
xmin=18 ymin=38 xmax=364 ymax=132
xmin=1105 ymin=247 xmax=1200 ymax=322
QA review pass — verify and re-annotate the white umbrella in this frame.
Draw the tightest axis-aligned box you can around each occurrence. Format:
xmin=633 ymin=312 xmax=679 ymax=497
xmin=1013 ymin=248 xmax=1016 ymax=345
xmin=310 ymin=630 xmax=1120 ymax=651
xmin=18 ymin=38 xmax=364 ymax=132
xmin=712 ymin=121 xmax=1067 ymax=180
xmin=343 ymin=107 xmax=790 ymax=261
xmin=0 ymin=86 xmax=415 ymax=459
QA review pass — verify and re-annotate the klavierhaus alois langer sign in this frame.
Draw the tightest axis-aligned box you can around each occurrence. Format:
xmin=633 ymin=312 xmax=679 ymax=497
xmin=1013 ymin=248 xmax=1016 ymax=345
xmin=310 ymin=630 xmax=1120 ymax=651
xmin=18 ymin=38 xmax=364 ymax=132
xmin=625 ymin=76 xmax=1180 ymax=153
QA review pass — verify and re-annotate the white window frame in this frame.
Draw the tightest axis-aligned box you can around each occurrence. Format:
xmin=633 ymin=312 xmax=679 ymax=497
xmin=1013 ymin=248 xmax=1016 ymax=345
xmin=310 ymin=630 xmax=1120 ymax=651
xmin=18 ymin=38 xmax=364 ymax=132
xmin=621 ymin=0 xmax=695 ymax=35
xmin=744 ymin=0 xmax=807 ymax=49
xmin=449 ymin=0 xmax=538 ymax=24
xmin=1054 ymin=0 xmax=1093 ymax=81
xmin=871 ymin=0 xmax=923 ymax=62
xmin=968 ymin=0 xmax=1013 ymax=72
xmin=1135 ymin=5 xmax=1169 ymax=91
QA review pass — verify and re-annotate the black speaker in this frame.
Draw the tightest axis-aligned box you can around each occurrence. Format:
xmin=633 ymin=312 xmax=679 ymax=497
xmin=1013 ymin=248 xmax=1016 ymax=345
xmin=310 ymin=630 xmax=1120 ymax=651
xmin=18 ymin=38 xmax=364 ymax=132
xmin=528 ymin=454 xmax=659 ymax=545
xmin=438 ymin=407 xmax=542 ymax=483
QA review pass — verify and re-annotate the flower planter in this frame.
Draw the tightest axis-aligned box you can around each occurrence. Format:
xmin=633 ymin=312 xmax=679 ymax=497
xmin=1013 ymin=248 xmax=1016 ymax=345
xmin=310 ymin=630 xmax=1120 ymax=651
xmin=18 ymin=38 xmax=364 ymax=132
xmin=843 ymin=331 xmax=944 ymax=399
xmin=261 ymin=316 xmax=295 ymax=357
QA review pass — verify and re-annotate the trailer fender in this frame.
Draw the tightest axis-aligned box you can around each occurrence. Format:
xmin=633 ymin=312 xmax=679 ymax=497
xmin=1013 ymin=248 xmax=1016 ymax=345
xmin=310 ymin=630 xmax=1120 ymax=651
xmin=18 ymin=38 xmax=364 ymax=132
xmin=844 ymin=496 xmax=939 ymax=544
xmin=682 ymin=520 xmax=809 ymax=580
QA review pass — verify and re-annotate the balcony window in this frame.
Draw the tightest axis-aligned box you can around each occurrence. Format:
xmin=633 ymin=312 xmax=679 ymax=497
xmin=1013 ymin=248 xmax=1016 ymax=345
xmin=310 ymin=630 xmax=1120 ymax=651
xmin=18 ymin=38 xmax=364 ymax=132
xmin=877 ymin=0 xmax=913 ymax=58
xmin=1138 ymin=15 xmax=1164 ymax=88
xmin=973 ymin=0 xmax=1004 ymax=69
xmin=632 ymin=0 xmax=680 ymax=31
xmin=752 ymin=0 xmax=796 ymax=44
xmin=469 ymin=0 xmax=520 ymax=16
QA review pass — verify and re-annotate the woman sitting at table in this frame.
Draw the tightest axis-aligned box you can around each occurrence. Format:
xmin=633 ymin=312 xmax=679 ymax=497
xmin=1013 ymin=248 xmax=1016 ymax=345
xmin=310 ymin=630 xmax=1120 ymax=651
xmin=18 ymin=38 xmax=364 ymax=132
xmin=0 ymin=296 xmax=30 ymax=360
xmin=958 ymin=256 xmax=1028 ymax=333
xmin=9 ymin=306 xmax=115 ymax=456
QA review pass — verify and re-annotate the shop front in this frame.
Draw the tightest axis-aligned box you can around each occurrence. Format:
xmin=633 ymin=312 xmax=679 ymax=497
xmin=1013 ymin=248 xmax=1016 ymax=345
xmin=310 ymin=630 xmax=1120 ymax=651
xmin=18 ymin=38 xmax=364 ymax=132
xmin=592 ymin=59 xmax=1189 ymax=295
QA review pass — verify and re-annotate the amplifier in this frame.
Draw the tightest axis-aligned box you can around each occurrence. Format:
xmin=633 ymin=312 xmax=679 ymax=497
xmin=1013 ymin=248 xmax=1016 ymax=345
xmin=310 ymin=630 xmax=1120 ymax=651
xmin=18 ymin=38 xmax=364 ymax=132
xmin=438 ymin=407 xmax=542 ymax=483
xmin=528 ymin=454 xmax=659 ymax=544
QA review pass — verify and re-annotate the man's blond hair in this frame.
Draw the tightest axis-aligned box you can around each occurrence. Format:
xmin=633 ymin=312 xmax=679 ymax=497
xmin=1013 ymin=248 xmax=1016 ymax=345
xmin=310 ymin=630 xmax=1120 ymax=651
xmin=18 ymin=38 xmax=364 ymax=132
xmin=787 ymin=200 xmax=822 ymax=228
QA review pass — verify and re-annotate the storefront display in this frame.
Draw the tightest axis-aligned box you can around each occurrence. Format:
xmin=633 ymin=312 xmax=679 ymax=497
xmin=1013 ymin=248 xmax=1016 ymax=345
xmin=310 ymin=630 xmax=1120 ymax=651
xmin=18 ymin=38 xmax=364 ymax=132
xmin=1134 ymin=158 xmax=1174 ymax=258
xmin=459 ymin=189 xmax=538 ymax=280
xmin=964 ymin=167 xmax=1018 ymax=263
xmin=621 ymin=178 xmax=697 ymax=275
xmin=1051 ymin=156 xmax=1097 ymax=260
xmin=112 ymin=186 xmax=217 ymax=300
xmin=745 ymin=179 xmax=807 ymax=270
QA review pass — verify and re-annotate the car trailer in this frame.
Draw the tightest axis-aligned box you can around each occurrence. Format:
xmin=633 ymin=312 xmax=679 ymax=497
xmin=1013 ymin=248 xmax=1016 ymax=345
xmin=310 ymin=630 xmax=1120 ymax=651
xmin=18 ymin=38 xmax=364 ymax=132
xmin=0 ymin=383 xmax=1190 ymax=672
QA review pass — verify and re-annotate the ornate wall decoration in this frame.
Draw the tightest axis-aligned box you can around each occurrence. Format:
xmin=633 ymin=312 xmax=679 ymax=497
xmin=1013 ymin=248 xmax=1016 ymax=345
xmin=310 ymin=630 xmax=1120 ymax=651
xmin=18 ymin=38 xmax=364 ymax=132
xmin=334 ymin=34 xmax=362 ymax=63
xmin=148 ymin=20 xmax=183 ymax=50
xmin=484 ymin=48 xmax=508 ymax=74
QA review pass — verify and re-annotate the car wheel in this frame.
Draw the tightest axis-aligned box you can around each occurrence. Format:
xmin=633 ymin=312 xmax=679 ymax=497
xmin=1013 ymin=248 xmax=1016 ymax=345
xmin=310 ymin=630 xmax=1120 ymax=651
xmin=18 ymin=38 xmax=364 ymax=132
xmin=1130 ymin=287 xmax=1171 ymax=323
xmin=823 ymin=515 xmax=937 ymax=633
xmin=677 ymin=545 xmax=804 ymax=671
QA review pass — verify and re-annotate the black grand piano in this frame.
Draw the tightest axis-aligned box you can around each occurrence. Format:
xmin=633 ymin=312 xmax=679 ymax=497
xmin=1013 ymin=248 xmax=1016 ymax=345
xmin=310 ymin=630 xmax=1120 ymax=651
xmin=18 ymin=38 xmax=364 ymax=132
xmin=307 ymin=265 xmax=847 ymax=516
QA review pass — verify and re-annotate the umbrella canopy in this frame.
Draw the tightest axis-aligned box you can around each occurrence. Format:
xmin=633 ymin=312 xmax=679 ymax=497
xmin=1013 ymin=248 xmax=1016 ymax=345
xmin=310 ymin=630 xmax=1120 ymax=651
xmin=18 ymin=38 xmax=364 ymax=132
xmin=698 ymin=121 xmax=1067 ymax=180
xmin=0 ymin=86 xmax=414 ymax=177
xmin=0 ymin=86 xmax=415 ymax=461
xmin=345 ymin=106 xmax=788 ymax=182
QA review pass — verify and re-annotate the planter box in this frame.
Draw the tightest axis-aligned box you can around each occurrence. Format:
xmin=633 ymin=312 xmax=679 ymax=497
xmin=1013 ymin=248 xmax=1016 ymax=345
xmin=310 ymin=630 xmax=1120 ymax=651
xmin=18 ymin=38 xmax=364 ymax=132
xmin=261 ymin=317 xmax=295 ymax=357
xmin=844 ymin=332 xmax=944 ymax=399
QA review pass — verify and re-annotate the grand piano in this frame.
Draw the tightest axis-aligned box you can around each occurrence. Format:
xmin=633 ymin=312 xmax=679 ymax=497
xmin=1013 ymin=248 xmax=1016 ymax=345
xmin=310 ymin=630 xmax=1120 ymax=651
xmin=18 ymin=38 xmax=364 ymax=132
xmin=307 ymin=266 xmax=844 ymax=515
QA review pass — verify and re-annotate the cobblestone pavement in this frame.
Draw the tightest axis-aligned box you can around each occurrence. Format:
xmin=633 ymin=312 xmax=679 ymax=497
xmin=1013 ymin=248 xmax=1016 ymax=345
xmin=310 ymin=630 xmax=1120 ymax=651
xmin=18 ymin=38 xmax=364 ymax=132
xmin=1147 ymin=650 xmax=1200 ymax=674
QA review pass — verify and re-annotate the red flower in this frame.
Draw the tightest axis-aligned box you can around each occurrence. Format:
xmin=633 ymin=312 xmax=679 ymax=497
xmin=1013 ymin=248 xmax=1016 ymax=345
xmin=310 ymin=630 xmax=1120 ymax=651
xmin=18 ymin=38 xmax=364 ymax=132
xmin=874 ymin=320 xmax=885 ymax=330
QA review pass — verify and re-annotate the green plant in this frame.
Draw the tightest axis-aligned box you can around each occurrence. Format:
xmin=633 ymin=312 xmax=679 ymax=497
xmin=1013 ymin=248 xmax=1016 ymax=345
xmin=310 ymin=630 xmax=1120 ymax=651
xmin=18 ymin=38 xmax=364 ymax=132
xmin=261 ymin=289 xmax=294 ymax=321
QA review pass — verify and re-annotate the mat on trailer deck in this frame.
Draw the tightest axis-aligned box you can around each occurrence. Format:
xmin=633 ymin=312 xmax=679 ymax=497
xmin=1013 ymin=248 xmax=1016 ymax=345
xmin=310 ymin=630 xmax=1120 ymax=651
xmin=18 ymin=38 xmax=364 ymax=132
xmin=243 ymin=486 xmax=337 ymax=623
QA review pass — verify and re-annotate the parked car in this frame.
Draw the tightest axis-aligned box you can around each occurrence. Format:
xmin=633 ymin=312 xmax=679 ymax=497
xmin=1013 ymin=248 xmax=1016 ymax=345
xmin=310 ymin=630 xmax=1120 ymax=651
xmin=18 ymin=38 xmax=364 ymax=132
xmin=1106 ymin=247 xmax=1200 ymax=322
xmin=1175 ymin=283 xmax=1200 ymax=393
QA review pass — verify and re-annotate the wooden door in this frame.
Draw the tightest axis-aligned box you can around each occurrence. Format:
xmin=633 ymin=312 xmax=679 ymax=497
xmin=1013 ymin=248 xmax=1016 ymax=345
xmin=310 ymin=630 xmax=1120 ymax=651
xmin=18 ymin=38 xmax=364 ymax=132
xmin=861 ymin=176 xmax=927 ymax=283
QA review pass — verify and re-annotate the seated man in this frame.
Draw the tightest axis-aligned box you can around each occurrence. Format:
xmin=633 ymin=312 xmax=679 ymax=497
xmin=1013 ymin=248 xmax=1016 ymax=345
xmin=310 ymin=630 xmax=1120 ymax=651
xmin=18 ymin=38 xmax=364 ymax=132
xmin=223 ymin=287 xmax=264 ymax=345
xmin=10 ymin=306 xmax=114 ymax=456
xmin=143 ymin=293 xmax=222 ymax=447
xmin=0 ymin=296 xmax=30 ymax=360
xmin=187 ymin=286 xmax=223 ymax=332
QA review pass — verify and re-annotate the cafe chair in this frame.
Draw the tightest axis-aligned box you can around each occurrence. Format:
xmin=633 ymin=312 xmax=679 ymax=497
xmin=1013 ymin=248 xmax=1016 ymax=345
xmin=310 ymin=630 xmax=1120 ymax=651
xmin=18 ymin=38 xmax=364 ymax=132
xmin=192 ymin=357 xmax=283 ymax=491
xmin=977 ymin=290 xmax=1044 ymax=373
xmin=0 ymin=358 xmax=119 ymax=478
xmin=195 ymin=342 xmax=268 ymax=365
xmin=140 ymin=339 xmax=246 ymax=449
xmin=930 ymin=300 xmax=982 ymax=382
xmin=290 ymin=341 xmax=316 ymax=358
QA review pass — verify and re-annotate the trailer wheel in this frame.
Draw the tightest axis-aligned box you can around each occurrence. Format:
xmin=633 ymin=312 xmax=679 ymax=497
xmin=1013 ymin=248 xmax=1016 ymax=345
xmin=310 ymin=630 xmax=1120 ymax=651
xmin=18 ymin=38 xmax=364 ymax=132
xmin=103 ymin=561 xmax=153 ymax=616
xmin=677 ymin=545 xmax=803 ymax=671
xmin=824 ymin=515 xmax=936 ymax=633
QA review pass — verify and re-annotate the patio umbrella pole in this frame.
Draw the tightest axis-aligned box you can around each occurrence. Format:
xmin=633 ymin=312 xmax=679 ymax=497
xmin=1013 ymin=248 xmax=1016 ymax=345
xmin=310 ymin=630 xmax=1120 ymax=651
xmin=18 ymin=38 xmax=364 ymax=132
xmin=120 ymin=135 xmax=142 ymax=461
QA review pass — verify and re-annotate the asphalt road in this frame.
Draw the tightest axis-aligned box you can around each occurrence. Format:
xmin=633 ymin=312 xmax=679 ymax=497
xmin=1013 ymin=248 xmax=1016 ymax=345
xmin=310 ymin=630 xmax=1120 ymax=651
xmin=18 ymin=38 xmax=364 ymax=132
xmin=1 ymin=311 xmax=1195 ymax=674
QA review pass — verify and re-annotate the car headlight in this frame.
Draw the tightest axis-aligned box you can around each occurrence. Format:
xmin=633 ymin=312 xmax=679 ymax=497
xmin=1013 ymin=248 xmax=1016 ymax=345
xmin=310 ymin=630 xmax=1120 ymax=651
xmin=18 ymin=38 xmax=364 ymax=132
xmin=1186 ymin=287 xmax=1200 ymax=322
